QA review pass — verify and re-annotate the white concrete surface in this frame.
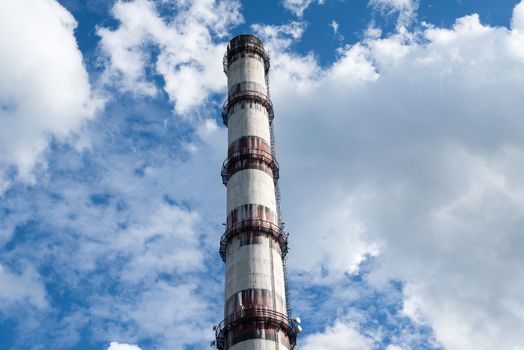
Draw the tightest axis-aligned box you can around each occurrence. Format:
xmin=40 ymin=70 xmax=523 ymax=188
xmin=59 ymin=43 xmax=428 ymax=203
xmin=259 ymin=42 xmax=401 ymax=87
xmin=225 ymin=238 xmax=286 ymax=303
xmin=228 ymin=104 xmax=271 ymax=145
xmin=228 ymin=56 xmax=266 ymax=93
xmin=227 ymin=169 xmax=277 ymax=213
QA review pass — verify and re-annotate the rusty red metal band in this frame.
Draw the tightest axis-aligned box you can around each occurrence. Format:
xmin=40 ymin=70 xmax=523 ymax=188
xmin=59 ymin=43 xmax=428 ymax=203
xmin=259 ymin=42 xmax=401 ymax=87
xmin=225 ymin=288 xmax=286 ymax=316
xmin=219 ymin=219 xmax=288 ymax=262
xmin=237 ymin=231 xmax=284 ymax=256
xmin=222 ymin=89 xmax=274 ymax=126
xmin=215 ymin=308 xmax=297 ymax=350
xmin=221 ymin=147 xmax=279 ymax=185
xmin=227 ymin=204 xmax=278 ymax=228
xmin=225 ymin=324 xmax=291 ymax=349
xmin=223 ymin=35 xmax=270 ymax=75
xmin=228 ymin=135 xmax=271 ymax=156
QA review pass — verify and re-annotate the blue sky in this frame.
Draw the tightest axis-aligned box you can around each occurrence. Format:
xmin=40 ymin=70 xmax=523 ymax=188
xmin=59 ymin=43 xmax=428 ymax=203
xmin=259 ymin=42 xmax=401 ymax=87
xmin=1 ymin=0 xmax=524 ymax=349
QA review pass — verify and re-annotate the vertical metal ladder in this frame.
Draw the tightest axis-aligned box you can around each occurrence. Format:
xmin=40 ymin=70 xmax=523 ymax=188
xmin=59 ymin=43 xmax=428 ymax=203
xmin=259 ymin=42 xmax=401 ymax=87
xmin=267 ymin=71 xmax=292 ymax=318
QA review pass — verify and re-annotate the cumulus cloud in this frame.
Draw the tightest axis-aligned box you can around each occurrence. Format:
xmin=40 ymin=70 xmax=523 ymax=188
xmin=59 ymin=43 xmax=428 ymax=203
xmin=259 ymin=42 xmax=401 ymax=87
xmin=514 ymin=1 xmax=524 ymax=30
xmin=301 ymin=322 xmax=374 ymax=350
xmin=0 ymin=264 xmax=47 ymax=309
xmin=3 ymin=0 xmax=524 ymax=349
xmin=0 ymin=0 xmax=99 ymax=186
xmin=0 ymin=90 xmax=232 ymax=347
xmin=330 ymin=19 xmax=339 ymax=34
xmin=252 ymin=21 xmax=307 ymax=51
xmin=510 ymin=1 xmax=524 ymax=60
xmin=0 ymin=88 xmax=227 ymax=347
xmin=115 ymin=203 xmax=203 ymax=283
xmin=258 ymin=2 xmax=524 ymax=349
xmin=252 ymin=21 xmax=320 ymax=96
xmin=128 ymin=282 xmax=211 ymax=347
xmin=386 ymin=346 xmax=404 ymax=350
xmin=97 ymin=0 xmax=242 ymax=114
xmin=282 ymin=0 xmax=325 ymax=17
xmin=369 ymin=0 xmax=418 ymax=30
xmin=107 ymin=342 xmax=142 ymax=350
xmin=90 ymin=281 xmax=212 ymax=349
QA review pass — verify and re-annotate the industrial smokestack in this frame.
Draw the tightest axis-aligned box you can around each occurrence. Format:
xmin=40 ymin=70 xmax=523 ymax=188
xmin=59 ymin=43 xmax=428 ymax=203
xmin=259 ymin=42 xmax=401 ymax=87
xmin=214 ymin=34 xmax=300 ymax=350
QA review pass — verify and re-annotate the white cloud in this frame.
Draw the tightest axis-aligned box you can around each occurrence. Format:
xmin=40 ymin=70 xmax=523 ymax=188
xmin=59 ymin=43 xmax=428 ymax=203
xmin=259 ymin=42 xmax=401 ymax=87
xmin=252 ymin=21 xmax=307 ymax=51
xmin=261 ymin=2 xmax=524 ymax=349
xmin=369 ymin=0 xmax=418 ymax=30
xmin=301 ymin=321 xmax=374 ymax=350
xmin=370 ymin=0 xmax=414 ymax=8
xmin=365 ymin=24 xmax=383 ymax=39
xmin=514 ymin=1 xmax=524 ymax=30
xmin=97 ymin=0 xmax=242 ymax=114
xmin=386 ymin=346 xmax=404 ymax=350
xmin=510 ymin=1 xmax=524 ymax=60
xmin=115 ymin=203 xmax=203 ymax=283
xmin=329 ymin=19 xmax=345 ymax=41
xmin=0 ymin=264 xmax=47 ymax=309
xmin=3 ymin=1 xmax=524 ymax=349
xmin=128 ymin=282 xmax=212 ymax=347
xmin=282 ymin=0 xmax=325 ymax=17
xmin=89 ymin=279 xmax=213 ymax=349
xmin=330 ymin=19 xmax=339 ymax=34
xmin=252 ymin=22 xmax=320 ymax=96
xmin=0 ymin=0 xmax=100 ymax=185
xmin=0 ymin=101 xmax=225 ymax=347
xmin=107 ymin=342 xmax=142 ymax=350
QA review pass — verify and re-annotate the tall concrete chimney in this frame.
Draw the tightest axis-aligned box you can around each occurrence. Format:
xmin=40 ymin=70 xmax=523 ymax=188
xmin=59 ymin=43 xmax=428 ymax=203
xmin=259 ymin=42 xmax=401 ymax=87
xmin=214 ymin=35 xmax=300 ymax=350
